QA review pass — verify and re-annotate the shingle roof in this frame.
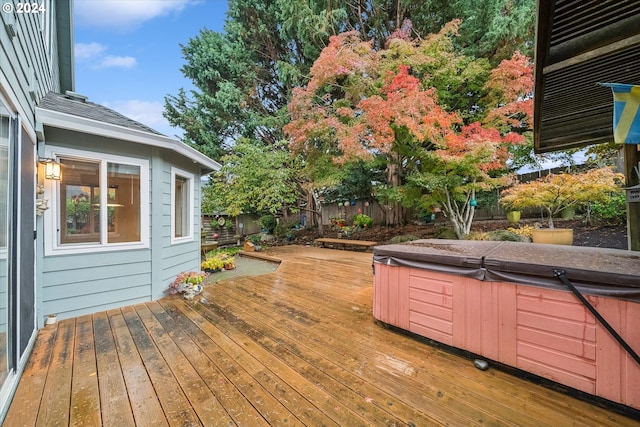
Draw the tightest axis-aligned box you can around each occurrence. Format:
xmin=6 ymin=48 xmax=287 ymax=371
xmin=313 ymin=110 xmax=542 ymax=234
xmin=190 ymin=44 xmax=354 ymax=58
xmin=39 ymin=91 xmax=164 ymax=136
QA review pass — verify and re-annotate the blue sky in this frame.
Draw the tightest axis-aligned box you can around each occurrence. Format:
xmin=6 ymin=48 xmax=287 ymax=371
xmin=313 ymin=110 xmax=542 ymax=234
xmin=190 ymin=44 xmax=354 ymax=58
xmin=73 ymin=0 xmax=228 ymax=138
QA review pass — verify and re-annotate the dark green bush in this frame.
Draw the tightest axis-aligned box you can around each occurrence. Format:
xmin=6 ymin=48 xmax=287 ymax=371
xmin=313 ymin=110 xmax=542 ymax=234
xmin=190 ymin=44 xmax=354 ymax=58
xmin=588 ymin=193 xmax=627 ymax=226
xmin=258 ymin=214 xmax=277 ymax=233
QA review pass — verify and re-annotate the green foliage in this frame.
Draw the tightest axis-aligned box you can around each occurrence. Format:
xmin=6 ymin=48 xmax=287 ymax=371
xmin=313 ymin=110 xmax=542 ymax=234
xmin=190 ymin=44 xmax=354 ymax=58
xmin=209 ymin=247 xmax=242 ymax=257
xmin=583 ymin=142 xmax=624 ymax=168
xmin=435 ymin=227 xmax=458 ymax=239
xmin=390 ymin=234 xmax=419 ymax=244
xmin=286 ymin=24 xmax=531 ymax=232
xmin=165 ymin=271 xmax=208 ymax=295
xmin=203 ymin=139 xmax=302 ymax=216
xmin=201 ymin=253 xmax=235 ymax=271
xmin=501 ymin=168 xmax=625 ymax=228
xmin=468 ymin=230 xmax=523 ymax=242
xmin=588 ymin=193 xmax=627 ymax=226
xmin=258 ymin=214 xmax=277 ymax=233
xmin=352 ymin=214 xmax=373 ymax=228
xmin=166 ymin=0 xmax=535 ymax=157
xmin=167 ymin=0 xmax=537 ymax=229
xmin=507 ymin=139 xmax=580 ymax=173
xmin=322 ymin=160 xmax=383 ymax=204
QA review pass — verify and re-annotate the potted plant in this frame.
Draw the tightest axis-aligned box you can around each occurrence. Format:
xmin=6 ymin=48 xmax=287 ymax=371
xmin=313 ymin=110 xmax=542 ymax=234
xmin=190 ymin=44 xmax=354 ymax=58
xmin=500 ymin=168 xmax=623 ymax=245
xmin=352 ymin=213 xmax=373 ymax=229
xmin=201 ymin=253 xmax=236 ymax=272
xmin=45 ymin=313 xmax=58 ymax=325
xmin=505 ymin=209 xmax=521 ymax=224
xmin=164 ymin=271 xmax=209 ymax=299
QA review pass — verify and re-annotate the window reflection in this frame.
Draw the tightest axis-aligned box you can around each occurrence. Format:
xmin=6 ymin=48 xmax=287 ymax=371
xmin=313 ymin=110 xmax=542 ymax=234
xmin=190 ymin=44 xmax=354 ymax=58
xmin=107 ymin=163 xmax=140 ymax=243
xmin=58 ymin=158 xmax=141 ymax=245
xmin=174 ymin=175 xmax=188 ymax=238
xmin=60 ymin=159 xmax=100 ymax=244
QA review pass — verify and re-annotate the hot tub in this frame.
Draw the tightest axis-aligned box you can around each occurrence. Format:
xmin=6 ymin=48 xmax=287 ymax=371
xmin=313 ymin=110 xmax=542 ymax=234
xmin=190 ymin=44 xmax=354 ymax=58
xmin=373 ymin=240 xmax=640 ymax=410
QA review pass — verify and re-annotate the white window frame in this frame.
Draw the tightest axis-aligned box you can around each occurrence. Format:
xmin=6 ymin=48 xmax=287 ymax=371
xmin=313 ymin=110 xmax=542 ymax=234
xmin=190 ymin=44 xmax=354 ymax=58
xmin=44 ymin=146 xmax=149 ymax=256
xmin=170 ymin=167 xmax=195 ymax=245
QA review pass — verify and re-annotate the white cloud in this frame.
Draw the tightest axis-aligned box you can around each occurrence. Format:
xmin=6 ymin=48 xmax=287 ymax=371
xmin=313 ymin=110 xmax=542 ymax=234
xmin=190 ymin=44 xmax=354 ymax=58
xmin=99 ymin=55 xmax=137 ymax=69
xmin=75 ymin=42 xmax=107 ymax=61
xmin=75 ymin=0 xmax=196 ymax=31
xmin=103 ymin=99 xmax=179 ymax=137
xmin=75 ymin=43 xmax=137 ymax=69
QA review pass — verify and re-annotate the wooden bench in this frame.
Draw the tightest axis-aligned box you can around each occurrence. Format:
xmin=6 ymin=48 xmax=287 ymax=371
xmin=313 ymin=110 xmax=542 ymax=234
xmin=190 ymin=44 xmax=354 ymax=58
xmin=314 ymin=238 xmax=377 ymax=251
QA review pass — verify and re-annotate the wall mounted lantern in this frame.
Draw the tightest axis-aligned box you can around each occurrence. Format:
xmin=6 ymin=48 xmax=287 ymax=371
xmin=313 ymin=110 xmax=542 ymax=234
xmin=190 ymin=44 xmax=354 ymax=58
xmin=40 ymin=158 xmax=61 ymax=180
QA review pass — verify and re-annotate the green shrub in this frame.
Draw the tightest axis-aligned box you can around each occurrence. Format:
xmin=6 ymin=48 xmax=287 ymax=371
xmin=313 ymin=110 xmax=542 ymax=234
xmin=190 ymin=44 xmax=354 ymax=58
xmin=258 ymin=214 xmax=277 ymax=233
xmin=274 ymin=220 xmax=298 ymax=238
xmin=588 ymin=193 xmax=627 ymax=226
xmin=435 ymin=227 xmax=457 ymax=239
xmin=468 ymin=229 xmax=526 ymax=242
xmin=485 ymin=230 xmax=523 ymax=242
xmin=352 ymin=214 xmax=373 ymax=228
xmin=390 ymin=235 xmax=419 ymax=244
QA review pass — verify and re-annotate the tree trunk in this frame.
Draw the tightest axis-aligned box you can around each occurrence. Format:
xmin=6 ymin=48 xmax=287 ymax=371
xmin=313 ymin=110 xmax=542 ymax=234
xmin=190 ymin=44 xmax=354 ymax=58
xmin=546 ymin=207 xmax=554 ymax=229
xmin=385 ymin=153 xmax=404 ymax=226
xmin=306 ymin=191 xmax=316 ymax=227
xmin=443 ymin=187 xmax=476 ymax=239
xmin=311 ymin=190 xmax=324 ymax=236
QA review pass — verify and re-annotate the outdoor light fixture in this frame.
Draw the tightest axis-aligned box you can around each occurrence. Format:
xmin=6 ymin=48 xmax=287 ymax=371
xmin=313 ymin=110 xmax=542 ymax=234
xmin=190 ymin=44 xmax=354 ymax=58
xmin=39 ymin=158 xmax=61 ymax=180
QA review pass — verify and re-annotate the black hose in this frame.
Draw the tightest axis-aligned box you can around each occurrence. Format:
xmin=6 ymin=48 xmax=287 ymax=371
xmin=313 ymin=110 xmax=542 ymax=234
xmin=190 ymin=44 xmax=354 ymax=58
xmin=553 ymin=269 xmax=640 ymax=366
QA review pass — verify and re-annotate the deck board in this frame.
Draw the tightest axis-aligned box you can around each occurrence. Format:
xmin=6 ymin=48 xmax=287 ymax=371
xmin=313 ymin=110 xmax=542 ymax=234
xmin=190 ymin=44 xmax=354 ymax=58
xmin=92 ymin=311 xmax=135 ymax=427
xmin=37 ymin=319 xmax=74 ymax=427
xmin=4 ymin=246 xmax=639 ymax=426
xmin=70 ymin=315 xmax=101 ymax=427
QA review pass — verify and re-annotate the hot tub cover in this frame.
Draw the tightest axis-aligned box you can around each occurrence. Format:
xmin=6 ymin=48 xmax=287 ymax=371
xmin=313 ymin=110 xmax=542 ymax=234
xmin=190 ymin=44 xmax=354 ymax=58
xmin=373 ymin=240 xmax=640 ymax=302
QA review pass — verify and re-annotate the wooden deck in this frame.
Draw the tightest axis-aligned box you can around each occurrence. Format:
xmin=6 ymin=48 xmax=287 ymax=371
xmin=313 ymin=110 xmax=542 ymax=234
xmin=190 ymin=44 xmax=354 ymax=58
xmin=5 ymin=246 xmax=638 ymax=426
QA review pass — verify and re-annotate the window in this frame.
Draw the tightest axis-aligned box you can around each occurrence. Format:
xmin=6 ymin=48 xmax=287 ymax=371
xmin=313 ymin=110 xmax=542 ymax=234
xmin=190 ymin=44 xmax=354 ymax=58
xmin=171 ymin=167 xmax=194 ymax=243
xmin=45 ymin=148 xmax=148 ymax=255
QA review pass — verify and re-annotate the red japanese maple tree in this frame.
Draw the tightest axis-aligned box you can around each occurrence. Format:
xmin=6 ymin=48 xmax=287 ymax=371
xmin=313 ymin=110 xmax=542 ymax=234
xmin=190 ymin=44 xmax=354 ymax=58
xmin=285 ymin=21 xmax=532 ymax=233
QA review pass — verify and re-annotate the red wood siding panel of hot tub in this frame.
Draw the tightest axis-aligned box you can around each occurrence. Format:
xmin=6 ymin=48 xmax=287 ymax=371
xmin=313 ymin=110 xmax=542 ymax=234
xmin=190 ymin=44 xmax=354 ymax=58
xmin=408 ymin=271 xmax=454 ymax=345
xmin=373 ymin=262 xmax=640 ymax=410
xmin=516 ymin=288 xmax=597 ymax=393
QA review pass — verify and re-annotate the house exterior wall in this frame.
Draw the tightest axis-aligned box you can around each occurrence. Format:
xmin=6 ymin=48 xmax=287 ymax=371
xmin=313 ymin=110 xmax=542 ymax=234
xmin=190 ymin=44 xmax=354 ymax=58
xmin=156 ymin=150 xmax=202 ymax=300
xmin=1 ymin=0 xmax=65 ymax=126
xmin=39 ymin=128 xmax=203 ymax=319
xmin=0 ymin=0 xmax=72 ymax=419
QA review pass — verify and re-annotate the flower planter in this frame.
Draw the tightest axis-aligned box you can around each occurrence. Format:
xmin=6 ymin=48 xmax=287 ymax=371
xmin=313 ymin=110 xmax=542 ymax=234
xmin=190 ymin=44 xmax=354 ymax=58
xmin=505 ymin=211 xmax=521 ymax=223
xmin=531 ymin=228 xmax=573 ymax=245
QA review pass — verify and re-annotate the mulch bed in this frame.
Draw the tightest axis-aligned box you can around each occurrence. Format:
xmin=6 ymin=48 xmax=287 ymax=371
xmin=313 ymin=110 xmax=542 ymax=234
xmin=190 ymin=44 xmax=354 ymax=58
xmin=288 ymin=218 xmax=628 ymax=250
